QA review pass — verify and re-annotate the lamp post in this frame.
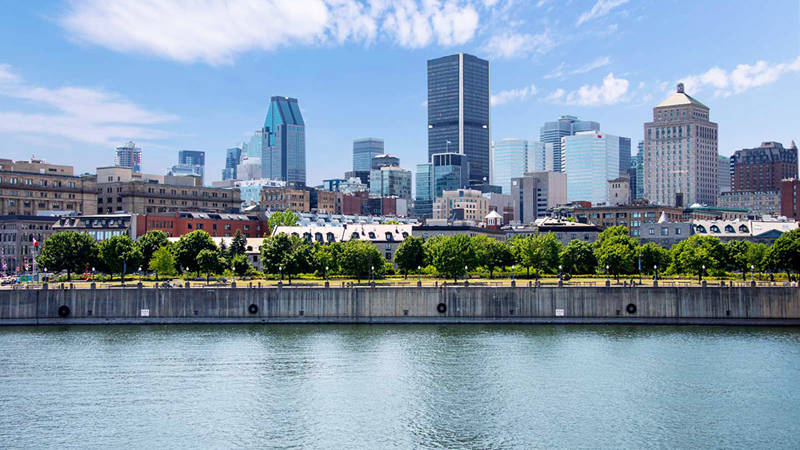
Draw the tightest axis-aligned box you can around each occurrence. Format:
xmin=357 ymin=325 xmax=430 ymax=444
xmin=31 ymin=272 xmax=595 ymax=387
xmin=370 ymin=265 xmax=375 ymax=285
xmin=653 ymin=265 xmax=658 ymax=284
xmin=325 ymin=266 xmax=329 ymax=284
xmin=417 ymin=265 xmax=421 ymax=286
xmin=638 ymin=250 xmax=642 ymax=284
xmin=751 ymin=264 xmax=755 ymax=286
xmin=558 ymin=264 xmax=563 ymax=286
xmin=511 ymin=265 xmax=515 ymax=286
xmin=279 ymin=266 xmax=283 ymax=283
xmin=700 ymin=264 xmax=705 ymax=284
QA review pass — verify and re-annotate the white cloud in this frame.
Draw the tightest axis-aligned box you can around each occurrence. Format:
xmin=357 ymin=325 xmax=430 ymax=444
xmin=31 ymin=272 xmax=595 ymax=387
xmin=491 ymin=83 xmax=537 ymax=106
xmin=543 ymin=88 xmax=564 ymax=103
xmin=552 ymin=72 xmax=629 ymax=106
xmin=0 ymin=64 xmax=177 ymax=145
xmin=571 ymin=56 xmax=611 ymax=74
xmin=681 ymin=56 xmax=800 ymax=98
xmin=483 ymin=30 xmax=554 ymax=59
xmin=576 ymin=0 xmax=629 ymax=26
xmin=61 ymin=0 xmax=481 ymax=64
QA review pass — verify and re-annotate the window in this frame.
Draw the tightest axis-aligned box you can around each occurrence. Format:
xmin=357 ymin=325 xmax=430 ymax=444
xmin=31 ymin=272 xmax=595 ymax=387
xmin=648 ymin=228 xmax=655 ymax=235
xmin=710 ymin=225 xmax=720 ymax=233
xmin=724 ymin=225 xmax=735 ymax=233
xmin=661 ymin=227 xmax=669 ymax=236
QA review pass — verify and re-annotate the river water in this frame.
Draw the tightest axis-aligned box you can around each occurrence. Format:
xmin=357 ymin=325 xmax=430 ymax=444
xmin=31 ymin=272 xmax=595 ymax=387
xmin=1 ymin=325 xmax=799 ymax=449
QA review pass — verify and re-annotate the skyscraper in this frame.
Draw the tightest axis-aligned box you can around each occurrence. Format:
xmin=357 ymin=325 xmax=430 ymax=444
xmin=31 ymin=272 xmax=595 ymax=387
xmin=263 ymin=96 xmax=306 ymax=186
xmin=168 ymin=150 xmax=205 ymax=184
xmin=427 ymin=53 xmax=490 ymax=188
xmin=353 ymin=138 xmax=384 ymax=172
xmin=562 ymin=131 xmax=628 ymax=205
xmin=491 ymin=139 xmax=545 ymax=194
xmin=114 ymin=141 xmax=142 ymax=173
xmin=644 ymin=83 xmax=718 ymax=207
xmin=415 ymin=163 xmax=433 ymax=218
xmin=633 ymin=141 xmax=645 ymax=200
xmin=539 ymin=115 xmax=600 ymax=172
xmin=718 ymin=154 xmax=731 ymax=193
xmin=222 ymin=147 xmax=242 ymax=180
xmin=432 ymin=152 xmax=470 ymax=199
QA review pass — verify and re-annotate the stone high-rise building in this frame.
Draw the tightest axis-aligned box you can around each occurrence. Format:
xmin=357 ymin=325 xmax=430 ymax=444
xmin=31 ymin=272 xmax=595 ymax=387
xmin=730 ymin=141 xmax=797 ymax=192
xmin=644 ymin=83 xmax=718 ymax=207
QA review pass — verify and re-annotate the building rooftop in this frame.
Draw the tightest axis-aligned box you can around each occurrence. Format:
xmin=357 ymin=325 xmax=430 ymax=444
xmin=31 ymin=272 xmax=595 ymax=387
xmin=656 ymin=83 xmax=709 ymax=109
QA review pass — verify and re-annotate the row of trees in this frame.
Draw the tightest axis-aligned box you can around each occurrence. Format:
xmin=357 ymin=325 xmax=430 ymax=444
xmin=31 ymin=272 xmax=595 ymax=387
xmin=34 ymin=225 xmax=800 ymax=282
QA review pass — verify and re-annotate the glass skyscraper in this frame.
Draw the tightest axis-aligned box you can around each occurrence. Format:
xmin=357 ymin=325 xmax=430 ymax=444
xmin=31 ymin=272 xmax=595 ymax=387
xmin=263 ymin=96 xmax=306 ymax=186
xmin=562 ymin=131 xmax=628 ymax=205
xmin=415 ymin=163 xmax=433 ymax=218
xmin=222 ymin=147 xmax=242 ymax=180
xmin=539 ymin=115 xmax=600 ymax=172
xmin=432 ymin=152 xmax=469 ymax=198
xmin=168 ymin=150 xmax=206 ymax=183
xmin=353 ymin=138 xmax=384 ymax=172
xmin=491 ymin=138 xmax=545 ymax=194
xmin=427 ymin=53 xmax=490 ymax=188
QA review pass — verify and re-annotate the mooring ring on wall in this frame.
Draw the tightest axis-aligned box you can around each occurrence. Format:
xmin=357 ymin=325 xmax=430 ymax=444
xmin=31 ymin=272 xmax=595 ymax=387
xmin=248 ymin=304 xmax=259 ymax=314
xmin=626 ymin=303 xmax=637 ymax=314
xmin=57 ymin=305 xmax=70 ymax=317
xmin=436 ymin=303 xmax=447 ymax=314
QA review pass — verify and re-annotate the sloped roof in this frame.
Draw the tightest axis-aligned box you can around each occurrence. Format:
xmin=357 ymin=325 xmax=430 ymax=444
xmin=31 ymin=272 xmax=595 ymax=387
xmin=656 ymin=83 xmax=708 ymax=108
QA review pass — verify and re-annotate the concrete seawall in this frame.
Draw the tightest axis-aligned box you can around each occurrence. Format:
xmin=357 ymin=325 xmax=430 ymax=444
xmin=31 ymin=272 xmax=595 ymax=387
xmin=2 ymin=286 xmax=800 ymax=326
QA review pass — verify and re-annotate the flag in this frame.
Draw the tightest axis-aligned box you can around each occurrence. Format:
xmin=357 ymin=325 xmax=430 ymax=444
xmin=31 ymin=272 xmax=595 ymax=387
xmin=32 ymin=237 xmax=38 ymax=248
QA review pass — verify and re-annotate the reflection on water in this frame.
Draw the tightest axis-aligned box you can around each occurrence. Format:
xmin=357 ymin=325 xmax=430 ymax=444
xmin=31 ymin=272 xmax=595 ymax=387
xmin=1 ymin=325 xmax=799 ymax=448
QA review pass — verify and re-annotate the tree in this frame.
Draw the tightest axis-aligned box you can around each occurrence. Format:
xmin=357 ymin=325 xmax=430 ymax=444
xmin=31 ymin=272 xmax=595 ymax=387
xmin=231 ymin=254 xmax=251 ymax=277
xmin=762 ymin=229 xmax=800 ymax=280
xmin=594 ymin=227 xmax=637 ymax=280
xmin=148 ymin=246 xmax=176 ymax=279
xmin=394 ymin=236 xmax=426 ymax=278
xmin=196 ymin=249 xmax=221 ymax=283
xmin=311 ymin=241 xmax=341 ymax=276
xmin=228 ymin=229 xmax=247 ymax=258
xmin=516 ymin=233 xmax=562 ymax=277
xmin=172 ymin=230 xmax=217 ymax=273
xmin=260 ymin=233 xmax=312 ymax=283
xmin=136 ymin=230 xmax=169 ymax=270
xmin=668 ymin=235 xmax=725 ymax=280
xmin=426 ymin=235 xmax=476 ymax=282
xmin=339 ymin=240 xmax=385 ymax=282
xmin=747 ymin=243 xmax=767 ymax=274
xmin=724 ymin=240 xmax=754 ymax=280
xmin=560 ymin=240 xmax=597 ymax=275
xmin=99 ymin=235 xmax=143 ymax=281
xmin=471 ymin=235 xmax=513 ymax=279
xmin=267 ymin=210 xmax=299 ymax=234
xmin=637 ymin=242 xmax=670 ymax=275
xmin=35 ymin=232 xmax=99 ymax=280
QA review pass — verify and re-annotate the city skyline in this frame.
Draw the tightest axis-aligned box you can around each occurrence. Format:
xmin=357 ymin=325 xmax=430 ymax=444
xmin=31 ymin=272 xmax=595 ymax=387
xmin=0 ymin=1 xmax=799 ymax=187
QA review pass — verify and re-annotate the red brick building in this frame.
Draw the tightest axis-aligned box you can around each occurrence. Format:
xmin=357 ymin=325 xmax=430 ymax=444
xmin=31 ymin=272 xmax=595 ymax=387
xmin=780 ymin=179 xmax=800 ymax=220
xmin=135 ymin=212 xmax=267 ymax=238
xmin=730 ymin=141 xmax=797 ymax=192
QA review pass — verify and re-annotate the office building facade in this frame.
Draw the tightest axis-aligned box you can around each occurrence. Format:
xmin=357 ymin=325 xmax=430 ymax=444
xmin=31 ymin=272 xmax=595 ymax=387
xmin=780 ymin=178 xmax=800 ymax=220
xmin=353 ymin=138 xmax=384 ymax=172
xmin=369 ymin=166 xmax=412 ymax=200
xmin=718 ymin=190 xmax=780 ymax=217
xmin=0 ymin=158 xmax=96 ymax=215
xmin=644 ymin=83 xmax=718 ymax=207
xmin=428 ymin=53 xmax=490 ymax=187
xmin=718 ymin=155 xmax=731 ymax=193
xmin=432 ymin=189 xmax=489 ymax=222
xmin=415 ymin=163 xmax=433 ymax=219
xmin=491 ymin=138 xmax=545 ymax=194
xmin=432 ymin=152 xmax=469 ymax=199
xmin=539 ymin=115 xmax=600 ymax=172
xmin=223 ymin=147 xmax=242 ymax=180
xmin=510 ymin=171 xmax=567 ymax=224
xmin=730 ymin=141 xmax=797 ymax=192
xmin=562 ymin=131 xmax=628 ymax=205
xmin=263 ymin=96 xmax=306 ymax=185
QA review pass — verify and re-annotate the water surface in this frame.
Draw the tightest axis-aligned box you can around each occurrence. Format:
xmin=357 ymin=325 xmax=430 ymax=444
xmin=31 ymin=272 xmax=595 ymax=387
xmin=1 ymin=325 xmax=799 ymax=448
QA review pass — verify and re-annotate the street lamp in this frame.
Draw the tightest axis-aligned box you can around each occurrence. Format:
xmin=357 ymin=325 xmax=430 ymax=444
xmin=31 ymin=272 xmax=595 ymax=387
xmin=558 ymin=264 xmax=563 ymax=284
xmin=417 ymin=265 xmax=421 ymax=285
xmin=325 ymin=266 xmax=329 ymax=284
xmin=279 ymin=266 xmax=283 ymax=282
xmin=605 ymin=265 xmax=609 ymax=281
xmin=464 ymin=265 xmax=468 ymax=280
xmin=654 ymin=265 xmax=658 ymax=282
xmin=370 ymin=265 xmax=375 ymax=284
xmin=751 ymin=264 xmax=755 ymax=285
xmin=700 ymin=264 xmax=705 ymax=284
xmin=511 ymin=265 xmax=515 ymax=284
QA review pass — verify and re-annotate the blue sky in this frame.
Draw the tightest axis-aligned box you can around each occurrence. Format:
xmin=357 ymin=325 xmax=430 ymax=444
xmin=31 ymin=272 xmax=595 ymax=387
xmin=0 ymin=0 xmax=798 ymax=186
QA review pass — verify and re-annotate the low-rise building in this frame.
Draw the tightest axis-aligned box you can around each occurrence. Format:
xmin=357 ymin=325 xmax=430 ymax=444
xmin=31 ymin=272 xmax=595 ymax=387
xmin=52 ymin=214 xmax=137 ymax=241
xmin=413 ymin=224 xmax=506 ymax=241
xmin=718 ymin=190 xmax=780 ymax=217
xmin=273 ymin=224 xmax=412 ymax=263
xmin=135 ymin=212 xmax=267 ymax=238
xmin=510 ymin=171 xmax=567 ymax=224
xmin=261 ymin=186 xmax=310 ymax=212
xmin=0 ymin=158 xmax=97 ymax=216
xmin=780 ymin=178 xmax=800 ymax=220
xmin=504 ymin=217 xmax=602 ymax=245
xmin=566 ymin=204 xmax=684 ymax=236
xmin=433 ymin=189 xmax=489 ymax=221
xmin=0 ymin=215 xmax=60 ymax=273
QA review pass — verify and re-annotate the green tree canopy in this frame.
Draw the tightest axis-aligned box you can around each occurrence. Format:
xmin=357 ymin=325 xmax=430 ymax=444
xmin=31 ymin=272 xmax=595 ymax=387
xmin=560 ymin=240 xmax=597 ymax=275
xmin=339 ymin=240 xmax=385 ymax=282
xmin=595 ymin=227 xmax=637 ymax=279
xmin=99 ymin=235 xmax=143 ymax=278
xmin=762 ymin=229 xmax=800 ymax=280
xmin=425 ymin=234 xmax=476 ymax=282
xmin=394 ymin=236 xmax=426 ymax=278
xmin=230 ymin=254 xmax=251 ymax=277
xmin=196 ymin=249 xmax=222 ymax=282
xmin=35 ymin=232 xmax=99 ymax=279
xmin=637 ymin=242 xmax=670 ymax=275
xmin=148 ymin=246 xmax=177 ymax=278
xmin=173 ymin=230 xmax=217 ymax=273
xmin=311 ymin=241 xmax=342 ymax=276
xmin=724 ymin=240 xmax=755 ymax=279
xmin=260 ymin=233 xmax=312 ymax=282
xmin=514 ymin=233 xmax=562 ymax=277
xmin=267 ymin=210 xmax=299 ymax=234
xmin=471 ymin=235 xmax=513 ymax=278
xmin=228 ymin=229 xmax=247 ymax=258
xmin=136 ymin=230 xmax=169 ymax=269
xmin=668 ymin=235 xmax=726 ymax=278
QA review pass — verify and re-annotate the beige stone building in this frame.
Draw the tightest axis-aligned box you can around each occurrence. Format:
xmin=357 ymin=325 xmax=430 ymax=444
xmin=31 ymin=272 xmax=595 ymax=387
xmin=644 ymin=83 xmax=718 ymax=207
xmin=608 ymin=177 xmax=631 ymax=206
xmin=0 ymin=158 xmax=96 ymax=215
xmin=261 ymin=186 xmax=310 ymax=212
xmin=433 ymin=189 xmax=489 ymax=221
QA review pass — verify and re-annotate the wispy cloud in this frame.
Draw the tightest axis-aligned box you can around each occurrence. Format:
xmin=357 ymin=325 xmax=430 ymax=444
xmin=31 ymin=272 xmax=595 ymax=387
xmin=546 ymin=73 xmax=630 ymax=106
xmin=0 ymin=64 xmax=177 ymax=145
xmin=681 ymin=56 xmax=800 ymax=98
xmin=491 ymin=83 xmax=537 ymax=106
xmin=543 ymin=56 xmax=611 ymax=79
xmin=576 ymin=0 xmax=629 ymax=26
xmin=483 ymin=30 xmax=555 ymax=59
xmin=61 ymin=0 xmax=481 ymax=65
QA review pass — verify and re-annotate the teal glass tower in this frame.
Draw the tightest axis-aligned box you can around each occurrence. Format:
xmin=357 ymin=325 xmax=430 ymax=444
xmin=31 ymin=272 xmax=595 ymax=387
xmin=263 ymin=96 xmax=306 ymax=186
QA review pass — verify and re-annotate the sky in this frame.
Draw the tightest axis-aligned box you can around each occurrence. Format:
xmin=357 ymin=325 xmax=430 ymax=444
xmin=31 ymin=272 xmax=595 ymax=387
xmin=0 ymin=0 xmax=799 ymax=187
